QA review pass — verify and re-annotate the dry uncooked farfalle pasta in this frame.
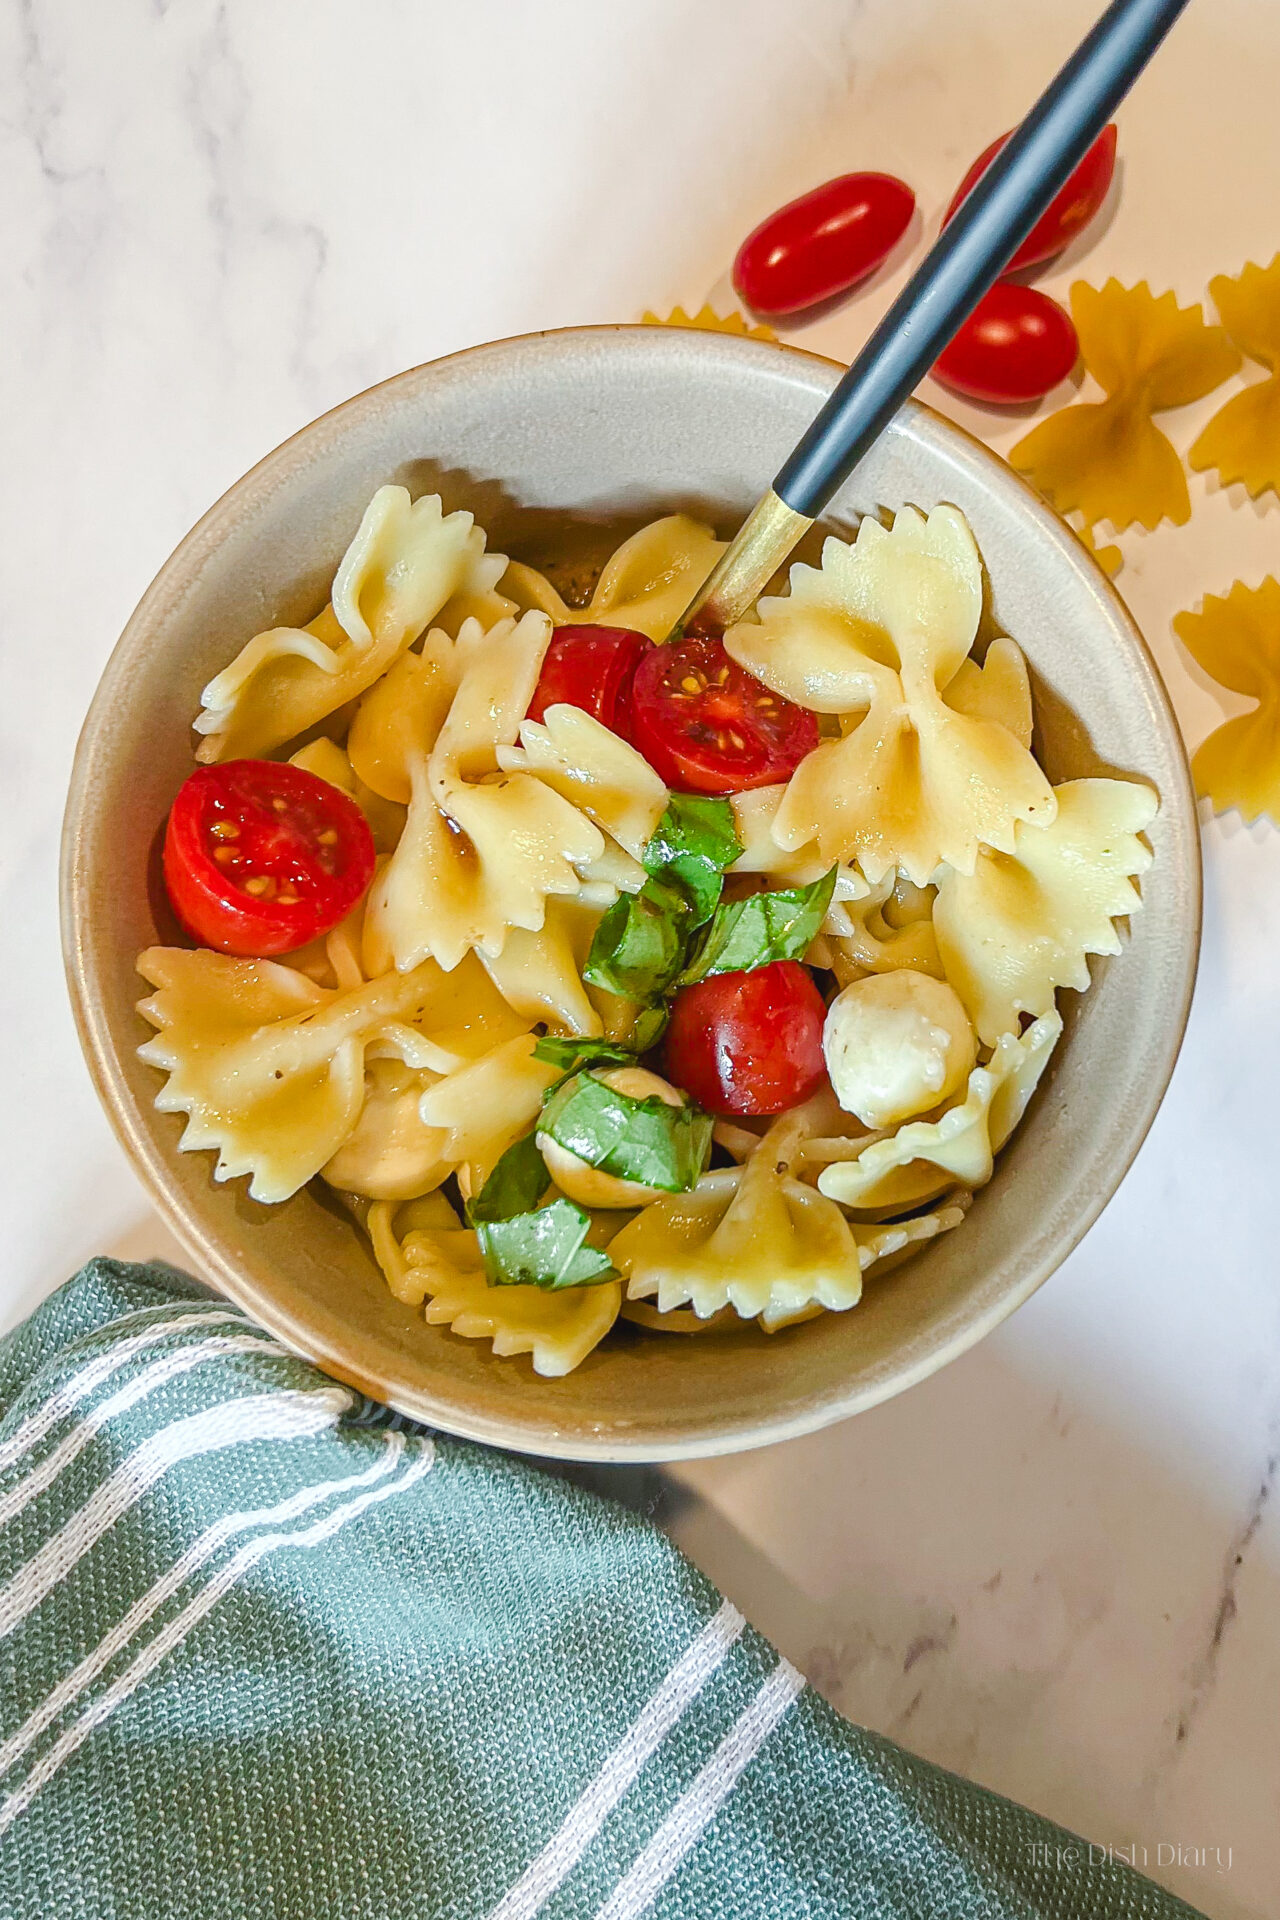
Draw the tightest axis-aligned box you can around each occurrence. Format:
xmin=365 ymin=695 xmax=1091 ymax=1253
xmin=1009 ymin=281 xmax=1241 ymax=532
xmin=724 ymin=506 xmax=1054 ymax=883
xmin=1189 ymin=255 xmax=1280 ymax=502
xmin=816 ymin=1011 xmax=1062 ymax=1213
xmin=641 ymin=303 xmax=778 ymax=341
xmin=194 ymin=487 xmax=507 ymax=762
xmin=1073 ymin=523 xmax=1123 ymax=580
xmin=1174 ymin=577 xmax=1280 ymax=825
xmin=501 ymin=515 xmax=725 ymax=643
xmin=933 ymin=777 xmax=1159 ymax=1045
xmin=366 ymin=1195 xmax=621 ymax=1376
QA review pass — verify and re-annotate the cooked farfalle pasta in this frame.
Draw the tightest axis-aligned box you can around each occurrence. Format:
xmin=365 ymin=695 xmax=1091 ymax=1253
xmin=477 ymin=899 xmax=606 ymax=1038
xmin=934 ymin=779 xmax=1157 ymax=1044
xmin=287 ymin=737 xmax=406 ymax=853
xmin=816 ymin=1012 xmax=1062 ymax=1212
xmin=195 ymin=487 xmax=505 ymax=762
xmin=725 ymin=507 xmax=1055 ymax=882
xmin=367 ymin=1195 xmax=621 ymax=1376
xmin=1189 ymin=256 xmax=1280 ymax=503
xmin=820 ymin=870 xmax=944 ymax=983
xmin=612 ymin=1107 xmax=966 ymax=1322
xmin=138 ymin=946 xmax=475 ymax=1203
xmin=729 ymin=785 xmax=869 ymax=898
xmin=362 ymin=613 xmax=607 ymax=972
xmin=321 ymin=1058 xmax=451 ymax=1201
xmin=502 ymin=515 xmax=724 ymax=642
xmin=1174 ymin=577 xmax=1280 ymax=825
xmin=497 ymin=704 xmax=669 ymax=858
xmin=609 ymin=1108 xmax=865 ymax=1320
xmin=416 ymin=1033 xmax=560 ymax=1197
xmin=942 ymin=636 xmax=1034 ymax=750
xmin=141 ymin=478 xmax=1158 ymax=1378
xmin=1010 ymin=282 xmax=1241 ymax=531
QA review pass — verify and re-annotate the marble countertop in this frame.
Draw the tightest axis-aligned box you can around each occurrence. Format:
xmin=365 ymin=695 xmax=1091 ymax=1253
xmin=5 ymin=2 xmax=1278 ymax=1913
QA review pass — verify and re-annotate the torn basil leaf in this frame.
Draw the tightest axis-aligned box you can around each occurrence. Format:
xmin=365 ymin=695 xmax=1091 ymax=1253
xmin=533 ymin=1035 xmax=640 ymax=1076
xmin=631 ymin=1002 xmax=669 ymax=1053
xmin=476 ymin=1198 xmax=618 ymax=1290
xmin=642 ymin=795 xmax=743 ymax=926
xmin=677 ymin=867 xmax=838 ymax=985
xmin=467 ymin=1132 xmax=549 ymax=1225
xmin=539 ymin=1072 xmax=713 ymax=1193
xmin=582 ymin=878 xmax=689 ymax=999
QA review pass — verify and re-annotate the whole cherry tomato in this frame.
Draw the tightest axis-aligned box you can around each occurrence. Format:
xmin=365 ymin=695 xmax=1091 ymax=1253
xmin=733 ymin=172 xmax=916 ymax=317
xmin=663 ymin=961 xmax=829 ymax=1116
xmin=933 ymin=285 xmax=1079 ymax=404
xmin=629 ymin=635 xmax=818 ymax=795
xmin=163 ymin=759 xmax=375 ymax=956
xmin=527 ymin=625 xmax=649 ymax=736
xmin=944 ymin=124 xmax=1117 ymax=275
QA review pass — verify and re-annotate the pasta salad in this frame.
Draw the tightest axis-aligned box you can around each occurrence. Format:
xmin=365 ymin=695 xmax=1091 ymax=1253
xmin=137 ymin=484 xmax=1158 ymax=1377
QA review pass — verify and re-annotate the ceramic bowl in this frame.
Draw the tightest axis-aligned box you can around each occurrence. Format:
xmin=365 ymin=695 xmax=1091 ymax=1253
xmin=61 ymin=326 xmax=1200 ymax=1461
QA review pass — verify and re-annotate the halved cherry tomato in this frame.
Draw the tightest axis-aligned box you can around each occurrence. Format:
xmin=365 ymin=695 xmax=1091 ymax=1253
xmin=944 ymin=124 xmax=1117 ymax=275
xmin=527 ymin=625 xmax=649 ymax=736
xmin=733 ymin=172 xmax=916 ymax=317
xmin=163 ymin=759 xmax=375 ymax=956
xmin=933 ymin=285 xmax=1079 ymax=404
xmin=629 ymin=636 xmax=818 ymax=795
xmin=663 ymin=961 xmax=828 ymax=1116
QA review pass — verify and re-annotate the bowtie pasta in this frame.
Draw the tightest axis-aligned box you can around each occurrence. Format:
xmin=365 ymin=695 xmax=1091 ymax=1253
xmin=139 ymin=484 xmax=1158 ymax=1377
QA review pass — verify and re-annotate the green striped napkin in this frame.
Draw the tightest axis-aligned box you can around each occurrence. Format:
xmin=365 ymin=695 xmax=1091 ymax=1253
xmin=0 ymin=1259 xmax=1203 ymax=1919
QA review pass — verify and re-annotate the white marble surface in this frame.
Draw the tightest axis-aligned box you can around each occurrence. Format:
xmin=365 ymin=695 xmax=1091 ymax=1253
xmin=4 ymin=2 xmax=1279 ymax=1913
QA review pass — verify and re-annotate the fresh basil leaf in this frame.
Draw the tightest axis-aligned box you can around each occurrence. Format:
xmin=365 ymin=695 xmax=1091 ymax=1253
xmin=642 ymin=795 xmax=743 ymax=926
xmin=539 ymin=1072 xmax=713 ymax=1193
xmin=477 ymin=1198 xmax=617 ymax=1290
xmin=631 ymin=1003 xmax=669 ymax=1053
xmin=583 ymin=878 xmax=689 ymax=999
xmin=467 ymin=1131 xmax=550 ymax=1225
xmin=532 ymin=1035 xmax=639 ymax=1075
xmin=677 ymin=867 xmax=838 ymax=985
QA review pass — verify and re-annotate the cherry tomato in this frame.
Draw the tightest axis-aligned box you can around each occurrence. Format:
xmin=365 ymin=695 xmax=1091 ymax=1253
xmin=944 ymin=123 xmax=1117 ymax=275
xmin=933 ymin=285 xmax=1079 ymax=405
xmin=733 ymin=172 xmax=916 ymax=317
xmin=527 ymin=625 xmax=649 ymax=736
xmin=163 ymin=759 xmax=375 ymax=956
xmin=663 ymin=961 xmax=828 ymax=1116
xmin=629 ymin=635 xmax=818 ymax=795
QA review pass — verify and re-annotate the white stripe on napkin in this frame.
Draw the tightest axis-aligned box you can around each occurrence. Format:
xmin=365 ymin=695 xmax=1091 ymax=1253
xmin=0 ymin=1429 xmax=424 ymax=1781
xmin=0 ymin=1387 xmax=350 ymax=1640
xmin=487 ymin=1599 xmax=745 ymax=1920
xmin=592 ymin=1659 xmax=804 ymax=1920
xmin=0 ymin=1438 xmax=434 ymax=1833
xmin=0 ymin=1306 xmax=263 ymax=1475
xmin=0 ymin=1333 xmax=290 ymax=1531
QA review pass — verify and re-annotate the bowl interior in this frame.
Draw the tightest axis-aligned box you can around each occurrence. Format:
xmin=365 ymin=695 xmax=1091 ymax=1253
xmin=62 ymin=327 xmax=1199 ymax=1460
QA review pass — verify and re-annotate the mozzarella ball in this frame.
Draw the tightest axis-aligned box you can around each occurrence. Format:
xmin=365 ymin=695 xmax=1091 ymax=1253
xmin=822 ymin=971 xmax=976 ymax=1130
xmin=537 ymin=1066 xmax=685 ymax=1209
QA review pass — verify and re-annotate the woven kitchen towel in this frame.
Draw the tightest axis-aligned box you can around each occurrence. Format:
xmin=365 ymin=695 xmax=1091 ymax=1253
xmin=0 ymin=1260 xmax=1203 ymax=1920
